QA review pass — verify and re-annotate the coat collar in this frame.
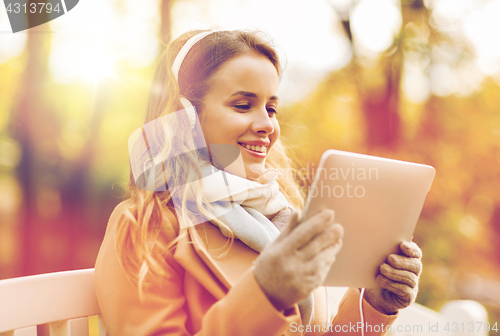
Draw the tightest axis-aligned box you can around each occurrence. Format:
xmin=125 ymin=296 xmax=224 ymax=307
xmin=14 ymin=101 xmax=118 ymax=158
xmin=173 ymin=221 xmax=259 ymax=299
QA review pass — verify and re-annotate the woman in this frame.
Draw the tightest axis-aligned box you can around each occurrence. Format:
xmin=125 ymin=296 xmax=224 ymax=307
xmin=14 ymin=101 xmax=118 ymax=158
xmin=94 ymin=29 xmax=423 ymax=336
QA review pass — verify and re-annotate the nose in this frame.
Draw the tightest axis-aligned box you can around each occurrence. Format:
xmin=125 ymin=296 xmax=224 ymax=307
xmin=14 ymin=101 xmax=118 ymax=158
xmin=252 ymin=106 xmax=274 ymax=135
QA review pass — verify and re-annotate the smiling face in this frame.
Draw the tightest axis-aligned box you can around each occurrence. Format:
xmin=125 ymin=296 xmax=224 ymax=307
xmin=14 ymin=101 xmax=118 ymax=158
xmin=198 ymin=52 xmax=280 ymax=182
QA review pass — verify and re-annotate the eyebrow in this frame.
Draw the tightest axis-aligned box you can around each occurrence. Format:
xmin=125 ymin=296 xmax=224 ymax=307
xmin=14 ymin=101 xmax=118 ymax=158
xmin=229 ymin=91 xmax=279 ymax=101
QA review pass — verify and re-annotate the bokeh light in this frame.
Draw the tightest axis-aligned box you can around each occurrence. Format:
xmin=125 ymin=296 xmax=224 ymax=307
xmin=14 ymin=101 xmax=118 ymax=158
xmin=0 ymin=8 xmax=27 ymax=63
xmin=49 ymin=0 xmax=160 ymax=83
xmin=350 ymin=0 xmax=402 ymax=57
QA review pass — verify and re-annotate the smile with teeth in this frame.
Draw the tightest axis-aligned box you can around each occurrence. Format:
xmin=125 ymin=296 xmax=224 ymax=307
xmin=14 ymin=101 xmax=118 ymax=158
xmin=238 ymin=142 xmax=267 ymax=153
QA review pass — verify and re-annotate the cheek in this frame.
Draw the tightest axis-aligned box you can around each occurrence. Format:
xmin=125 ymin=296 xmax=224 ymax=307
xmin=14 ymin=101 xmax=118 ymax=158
xmin=218 ymin=115 xmax=249 ymax=142
xmin=199 ymin=111 xmax=221 ymax=141
xmin=200 ymin=115 xmax=240 ymax=145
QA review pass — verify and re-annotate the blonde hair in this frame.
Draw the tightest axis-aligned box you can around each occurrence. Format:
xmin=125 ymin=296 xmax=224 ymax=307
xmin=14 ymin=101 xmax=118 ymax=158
xmin=115 ymin=30 xmax=306 ymax=298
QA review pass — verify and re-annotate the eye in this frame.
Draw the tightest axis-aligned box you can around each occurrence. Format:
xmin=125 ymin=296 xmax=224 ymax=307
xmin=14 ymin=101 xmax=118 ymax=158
xmin=234 ymin=104 xmax=251 ymax=111
xmin=267 ymin=106 xmax=277 ymax=115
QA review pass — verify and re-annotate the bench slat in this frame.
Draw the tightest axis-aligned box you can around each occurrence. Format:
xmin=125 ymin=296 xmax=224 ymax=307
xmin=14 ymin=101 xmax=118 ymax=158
xmin=50 ymin=318 xmax=88 ymax=336
xmin=0 ymin=326 xmax=37 ymax=336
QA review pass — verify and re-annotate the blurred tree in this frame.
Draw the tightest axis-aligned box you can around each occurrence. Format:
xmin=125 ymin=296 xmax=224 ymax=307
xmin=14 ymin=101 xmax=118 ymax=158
xmin=161 ymin=0 xmax=174 ymax=44
xmin=328 ymin=0 xmax=422 ymax=149
xmin=7 ymin=0 xmax=175 ymax=276
xmin=9 ymin=3 xmax=64 ymax=275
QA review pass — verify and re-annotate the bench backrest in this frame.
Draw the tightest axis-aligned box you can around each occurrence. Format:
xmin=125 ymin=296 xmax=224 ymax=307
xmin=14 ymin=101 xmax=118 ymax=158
xmin=1 ymin=268 xmax=489 ymax=336
xmin=0 ymin=269 xmax=106 ymax=336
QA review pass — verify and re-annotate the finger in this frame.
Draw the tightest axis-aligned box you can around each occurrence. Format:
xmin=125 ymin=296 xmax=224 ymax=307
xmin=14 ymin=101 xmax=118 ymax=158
xmin=286 ymin=209 xmax=335 ymax=250
xmin=298 ymin=223 xmax=343 ymax=260
xmin=400 ymin=241 xmax=422 ymax=259
xmin=379 ymin=263 xmax=419 ymax=289
xmin=387 ymin=254 xmax=422 ymax=276
xmin=375 ymin=274 xmax=414 ymax=304
xmin=306 ymin=240 xmax=343 ymax=276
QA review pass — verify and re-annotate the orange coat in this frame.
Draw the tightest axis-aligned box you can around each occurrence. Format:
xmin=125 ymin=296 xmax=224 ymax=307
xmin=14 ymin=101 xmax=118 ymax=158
xmin=94 ymin=200 xmax=398 ymax=336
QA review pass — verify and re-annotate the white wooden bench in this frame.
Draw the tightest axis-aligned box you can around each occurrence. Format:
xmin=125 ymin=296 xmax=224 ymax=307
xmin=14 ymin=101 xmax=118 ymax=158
xmin=0 ymin=269 xmax=490 ymax=336
xmin=0 ymin=269 xmax=106 ymax=336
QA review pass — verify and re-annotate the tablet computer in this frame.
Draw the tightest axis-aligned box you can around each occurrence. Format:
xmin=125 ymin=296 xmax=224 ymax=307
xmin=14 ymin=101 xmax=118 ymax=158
xmin=301 ymin=149 xmax=435 ymax=288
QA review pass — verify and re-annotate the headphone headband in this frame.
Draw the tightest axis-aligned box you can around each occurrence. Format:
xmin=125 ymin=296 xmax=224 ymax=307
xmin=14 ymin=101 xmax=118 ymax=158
xmin=172 ymin=30 xmax=222 ymax=130
xmin=171 ymin=30 xmax=220 ymax=82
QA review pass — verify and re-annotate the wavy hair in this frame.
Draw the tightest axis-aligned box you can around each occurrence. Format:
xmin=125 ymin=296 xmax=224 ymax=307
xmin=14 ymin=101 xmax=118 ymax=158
xmin=115 ymin=29 xmax=307 ymax=299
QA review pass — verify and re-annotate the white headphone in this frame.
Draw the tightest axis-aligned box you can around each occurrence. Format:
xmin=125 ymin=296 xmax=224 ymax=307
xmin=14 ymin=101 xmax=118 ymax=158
xmin=172 ymin=30 xmax=221 ymax=130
